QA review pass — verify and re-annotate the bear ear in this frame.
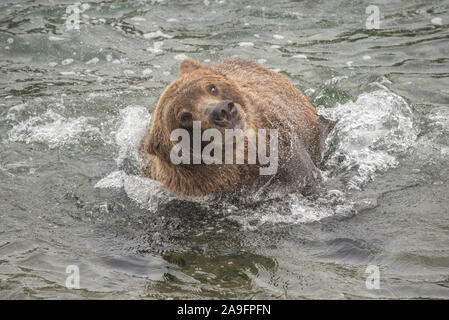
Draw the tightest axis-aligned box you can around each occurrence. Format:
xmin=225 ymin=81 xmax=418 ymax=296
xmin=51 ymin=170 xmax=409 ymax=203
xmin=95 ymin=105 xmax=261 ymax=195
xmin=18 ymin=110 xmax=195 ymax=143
xmin=179 ymin=58 xmax=202 ymax=75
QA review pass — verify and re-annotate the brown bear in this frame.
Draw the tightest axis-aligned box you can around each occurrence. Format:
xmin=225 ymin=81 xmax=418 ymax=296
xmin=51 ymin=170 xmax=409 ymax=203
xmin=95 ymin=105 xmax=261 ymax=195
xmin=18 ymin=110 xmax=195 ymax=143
xmin=139 ymin=57 xmax=331 ymax=198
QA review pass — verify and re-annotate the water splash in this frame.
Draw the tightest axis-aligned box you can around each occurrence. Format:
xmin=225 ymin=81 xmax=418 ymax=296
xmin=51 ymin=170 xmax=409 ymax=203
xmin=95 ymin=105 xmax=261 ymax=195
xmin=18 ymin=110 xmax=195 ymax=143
xmin=413 ymin=106 xmax=449 ymax=168
xmin=319 ymin=89 xmax=417 ymax=190
xmin=95 ymin=105 xmax=174 ymax=210
xmin=114 ymin=105 xmax=151 ymax=167
xmin=95 ymin=170 xmax=172 ymax=211
xmin=228 ymin=190 xmax=352 ymax=230
xmin=8 ymin=109 xmax=101 ymax=149
xmin=95 ymin=89 xmax=417 ymax=226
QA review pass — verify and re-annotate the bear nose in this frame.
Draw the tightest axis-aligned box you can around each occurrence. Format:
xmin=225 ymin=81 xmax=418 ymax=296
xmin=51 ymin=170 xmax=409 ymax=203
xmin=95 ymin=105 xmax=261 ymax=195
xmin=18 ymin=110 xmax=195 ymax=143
xmin=209 ymin=100 xmax=237 ymax=126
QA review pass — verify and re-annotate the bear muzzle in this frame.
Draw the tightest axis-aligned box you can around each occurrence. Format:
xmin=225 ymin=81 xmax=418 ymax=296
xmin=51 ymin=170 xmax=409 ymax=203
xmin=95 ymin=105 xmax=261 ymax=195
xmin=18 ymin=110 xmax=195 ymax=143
xmin=208 ymin=100 xmax=241 ymax=129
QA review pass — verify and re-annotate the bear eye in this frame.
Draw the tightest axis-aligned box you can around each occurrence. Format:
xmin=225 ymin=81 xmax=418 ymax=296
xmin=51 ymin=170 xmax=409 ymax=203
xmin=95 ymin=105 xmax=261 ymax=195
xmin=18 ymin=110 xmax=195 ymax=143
xmin=207 ymin=84 xmax=218 ymax=95
xmin=179 ymin=112 xmax=193 ymax=124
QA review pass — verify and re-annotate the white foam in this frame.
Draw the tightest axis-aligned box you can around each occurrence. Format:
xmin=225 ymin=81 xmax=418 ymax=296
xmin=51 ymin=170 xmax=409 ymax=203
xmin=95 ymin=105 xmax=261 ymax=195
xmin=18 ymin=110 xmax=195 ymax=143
xmin=95 ymin=170 xmax=169 ymax=210
xmin=4 ymin=103 xmax=27 ymax=121
xmin=143 ymin=30 xmax=173 ymax=39
xmin=122 ymin=174 xmax=170 ymax=210
xmin=85 ymin=57 xmax=99 ymax=65
xmin=142 ymin=68 xmax=153 ymax=75
xmin=8 ymin=103 xmax=27 ymax=113
xmin=147 ymin=41 xmax=164 ymax=54
xmin=324 ymin=75 xmax=348 ymax=85
xmin=8 ymin=110 xmax=100 ymax=148
xmin=292 ymin=54 xmax=307 ymax=59
xmin=80 ymin=3 xmax=90 ymax=11
xmin=239 ymin=42 xmax=254 ymax=47
xmin=427 ymin=106 xmax=449 ymax=130
xmin=95 ymin=107 xmax=173 ymax=209
xmin=431 ymin=17 xmax=443 ymax=26
xmin=95 ymin=170 xmax=125 ymax=189
xmin=114 ymin=105 xmax=151 ymax=166
xmin=61 ymin=58 xmax=74 ymax=65
xmin=229 ymin=191 xmax=347 ymax=230
xmin=174 ymin=54 xmax=188 ymax=60
xmin=49 ymin=36 xmax=64 ymax=41
xmin=304 ymin=88 xmax=315 ymax=95
xmin=60 ymin=71 xmax=76 ymax=76
xmin=414 ymin=107 xmax=449 ymax=161
xmin=319 ymin=89 xmax=416 ymax=189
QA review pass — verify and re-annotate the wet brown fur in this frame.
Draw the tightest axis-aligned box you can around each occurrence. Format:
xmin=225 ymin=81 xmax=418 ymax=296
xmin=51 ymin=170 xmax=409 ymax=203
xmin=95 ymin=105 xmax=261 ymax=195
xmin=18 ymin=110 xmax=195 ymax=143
xmin=139 ymin=58 xmax=327 ymax=197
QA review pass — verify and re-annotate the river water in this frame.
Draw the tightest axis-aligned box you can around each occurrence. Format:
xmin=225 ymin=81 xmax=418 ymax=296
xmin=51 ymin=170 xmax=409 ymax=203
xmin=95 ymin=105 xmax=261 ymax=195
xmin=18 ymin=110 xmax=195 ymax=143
xmin=0 ymin=0 xmax=448 ymax=299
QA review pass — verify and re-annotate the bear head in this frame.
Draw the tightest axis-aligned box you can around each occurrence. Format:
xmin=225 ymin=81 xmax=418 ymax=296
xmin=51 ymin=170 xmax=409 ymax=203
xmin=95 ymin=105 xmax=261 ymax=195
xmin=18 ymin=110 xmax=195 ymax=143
xmin=144 ymin=58 xmax=250 ymax=164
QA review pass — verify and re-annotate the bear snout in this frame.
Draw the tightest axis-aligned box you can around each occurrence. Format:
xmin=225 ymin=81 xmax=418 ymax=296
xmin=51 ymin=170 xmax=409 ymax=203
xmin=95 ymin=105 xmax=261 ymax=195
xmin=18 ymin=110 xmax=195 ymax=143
xmin=208 ymin=100 xmax=240 ymax=128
